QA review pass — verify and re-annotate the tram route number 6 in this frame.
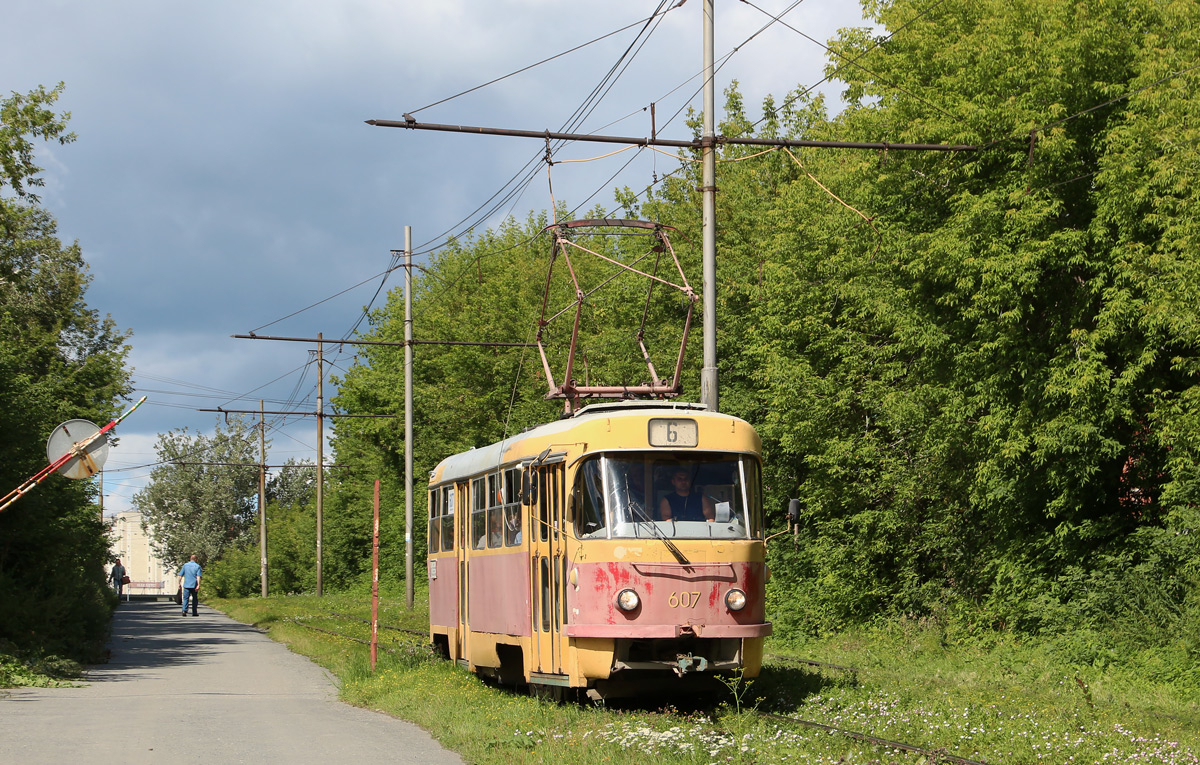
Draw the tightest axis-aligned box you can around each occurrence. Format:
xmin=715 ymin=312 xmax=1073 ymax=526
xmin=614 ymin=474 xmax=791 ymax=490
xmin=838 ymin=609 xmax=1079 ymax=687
xmin=648 ymin=418 xmax=698 ymax=448
xmin=668 ymin=591 xmax=702 ymax=608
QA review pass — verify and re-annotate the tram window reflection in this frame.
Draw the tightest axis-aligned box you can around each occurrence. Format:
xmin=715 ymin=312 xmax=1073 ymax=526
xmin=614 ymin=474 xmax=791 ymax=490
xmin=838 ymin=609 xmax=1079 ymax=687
xmin=574 ymin=459 xmax=606 ymax=538
xmin=428 ymin=488 xmax=440 ymax=553
xmin=503 ymin=468 xmax=522 ymax=546
xmin=441 ymin=486 xmax=455 ymax=551
xmin=471 ymin=477 xmax=486 ymax=550
xmin=574 ymin=453 xmax=761 ymax=540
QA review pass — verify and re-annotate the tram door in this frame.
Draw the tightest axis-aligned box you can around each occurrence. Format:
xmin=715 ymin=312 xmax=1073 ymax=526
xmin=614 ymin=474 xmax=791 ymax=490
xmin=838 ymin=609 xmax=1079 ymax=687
xmin=530 ymin=461 xmax=566 ymax=675
xmin=455 ymin=482 xmax=469 ymax=664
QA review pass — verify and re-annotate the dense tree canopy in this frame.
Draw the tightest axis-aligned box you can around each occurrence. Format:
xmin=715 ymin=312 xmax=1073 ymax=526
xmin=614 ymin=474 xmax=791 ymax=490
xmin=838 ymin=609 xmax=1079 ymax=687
xmin=192 ymin=2 xmax=1199 ymax=690
xmin=0 ymin=84 xmax=132 ymax=660
xmin=133 ymin=418 xmax=260 ymax=569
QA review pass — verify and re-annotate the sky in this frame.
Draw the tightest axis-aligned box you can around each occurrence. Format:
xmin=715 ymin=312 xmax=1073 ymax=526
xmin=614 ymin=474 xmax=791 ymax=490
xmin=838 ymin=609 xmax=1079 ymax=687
xmin=4 ymin=0 xmax=870 ymax=515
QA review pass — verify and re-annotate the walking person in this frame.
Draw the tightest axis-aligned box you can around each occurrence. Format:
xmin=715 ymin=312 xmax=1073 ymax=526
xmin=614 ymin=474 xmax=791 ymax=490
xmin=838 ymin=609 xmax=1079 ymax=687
xmin=109 ymin=558 xmax=128 ymax=599
xmin=178 ymin=554 xmax=203 ymax=616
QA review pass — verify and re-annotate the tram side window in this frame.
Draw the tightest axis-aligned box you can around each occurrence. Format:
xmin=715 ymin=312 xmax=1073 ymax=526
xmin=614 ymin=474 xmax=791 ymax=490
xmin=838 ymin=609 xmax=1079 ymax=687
xmin=427 ymin=488 xmax=440 ymax=554
xmin=486 ymin=472 xmax=503 ymax=548
xmin=471 ymin=477 xmax=486 ymax=550
xmin=539 ymin=469 xmax=549 ymax=542
xmin=574 ymin=458 xmax=606 ymax=538
xmin=503 ymin=467 xmax=522 ymax=546
xmin=441 ymin=486 xmax=455 ymax=551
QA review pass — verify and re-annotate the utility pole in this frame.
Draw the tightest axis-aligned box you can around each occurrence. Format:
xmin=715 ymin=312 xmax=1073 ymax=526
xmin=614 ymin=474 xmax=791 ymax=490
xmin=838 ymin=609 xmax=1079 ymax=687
xmin=368 ymin=120 xmax=973 ymax=414
xmin=404 ymin=227 xmax=415 ymax=609
xmin=369 ymin=5 xmax=978 ymax=414
xmin=229 ymin=331 xmax=523 ymax=599
xmin=259 ymin=399 xmax=268 ymax=598
xmin=700 ymin=0 xmax=718 ymax=412
xmin=316 ymin=332 xmax=324 ymax=596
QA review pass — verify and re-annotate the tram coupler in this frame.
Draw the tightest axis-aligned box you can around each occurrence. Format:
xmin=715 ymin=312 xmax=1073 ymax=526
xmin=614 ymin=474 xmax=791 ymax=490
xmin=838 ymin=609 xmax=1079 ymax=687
xmin=673 ymin=653 xmax=708 ymax=677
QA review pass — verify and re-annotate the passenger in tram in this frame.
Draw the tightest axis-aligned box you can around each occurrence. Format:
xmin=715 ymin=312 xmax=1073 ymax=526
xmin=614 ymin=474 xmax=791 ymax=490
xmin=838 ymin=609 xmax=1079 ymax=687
xmin=505 ymin=507 xmax=522 ymax=545
xmin=478 ymin=511 xmax=503 ymax=548
xmin=658 ymin=467 xmax=715 ymax=522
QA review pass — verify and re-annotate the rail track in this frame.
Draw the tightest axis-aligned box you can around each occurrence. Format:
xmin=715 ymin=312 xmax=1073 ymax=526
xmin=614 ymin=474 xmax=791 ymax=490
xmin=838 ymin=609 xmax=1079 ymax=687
xmin=754 ymin=710 xmax=988 ymax=765
xmin=281 ymin=612 xmax=427 ymax=653
xmin=757 ymin=655 xmax=988 ymax=764
xmin=276 ymin=615 xmax=987 ymax=762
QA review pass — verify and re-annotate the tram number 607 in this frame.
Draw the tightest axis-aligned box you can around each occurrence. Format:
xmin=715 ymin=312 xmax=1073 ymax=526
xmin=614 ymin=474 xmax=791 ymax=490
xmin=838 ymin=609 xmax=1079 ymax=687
xmin=668 ymin=591 xmax=702 ymax=609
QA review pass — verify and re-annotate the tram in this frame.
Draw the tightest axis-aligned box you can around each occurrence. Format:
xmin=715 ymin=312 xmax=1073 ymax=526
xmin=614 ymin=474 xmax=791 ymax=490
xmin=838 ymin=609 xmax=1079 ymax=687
xmin=426 ymin=400 xmax=770 ymax=700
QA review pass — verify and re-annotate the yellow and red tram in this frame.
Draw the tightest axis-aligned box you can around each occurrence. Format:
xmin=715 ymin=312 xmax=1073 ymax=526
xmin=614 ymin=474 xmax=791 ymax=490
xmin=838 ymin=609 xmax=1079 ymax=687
xmin=427 ymin=401 xmax=770 ymax=700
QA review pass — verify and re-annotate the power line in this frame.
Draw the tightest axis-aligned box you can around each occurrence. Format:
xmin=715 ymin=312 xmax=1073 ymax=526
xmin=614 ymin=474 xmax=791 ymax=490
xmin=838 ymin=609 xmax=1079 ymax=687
xmin=406 ymin=14 xmax=671 ymax=116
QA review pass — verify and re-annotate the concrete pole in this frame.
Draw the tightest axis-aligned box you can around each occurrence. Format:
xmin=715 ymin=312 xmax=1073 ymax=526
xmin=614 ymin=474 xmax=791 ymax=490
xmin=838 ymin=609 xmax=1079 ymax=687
xmin=259 ymin=399 xmax=268 ymax=598
xmin=316 ymin=333 xmax=324 ymax=597
xmin=700 ymin=0 xmax=719 ymax=413
xmin=404 ymin=226 xmax=415 ymax=608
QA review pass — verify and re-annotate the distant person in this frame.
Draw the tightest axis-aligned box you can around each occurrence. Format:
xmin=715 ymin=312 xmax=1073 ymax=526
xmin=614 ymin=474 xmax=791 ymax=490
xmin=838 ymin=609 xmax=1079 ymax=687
xmin=178 ymin=554 xmax=203 ymax=616
xmin=658 ymin=468 xmax=715 ymax=522
xmin=109 ymin=558 xmax=128 ymax=598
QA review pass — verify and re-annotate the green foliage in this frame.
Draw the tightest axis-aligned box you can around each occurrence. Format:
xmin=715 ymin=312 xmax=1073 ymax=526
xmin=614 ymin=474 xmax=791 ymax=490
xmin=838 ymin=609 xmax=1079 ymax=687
xmin=258 ymin=0 xmax=1200 ymax=662
xmin=719 ymin=0 xmax=1200 ymax=640
xmin=202 ymin=460 xmax=320 ymax=598
xmin=0 ymin=647 xmax=83 ymax=688
xmin=132 ymin=417 xmax=260 ymax=569
xmin=213 ymin=594 xmax=1200 ymax=763
xmin=0 ymin=85 xmax=132 ymax=663
xmin=202 ymin=542 xmax=260 ymax=598
xmin=0 ymin=82 xmax=75 ymax=200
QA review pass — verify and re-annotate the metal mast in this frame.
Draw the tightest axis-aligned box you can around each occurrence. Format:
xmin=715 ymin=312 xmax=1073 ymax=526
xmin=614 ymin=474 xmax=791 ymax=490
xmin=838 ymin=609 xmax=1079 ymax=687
xmin=700 ymin=0 xmax=718 ymax=412
xmin=404 ymin=227 xmax=415 ymax=608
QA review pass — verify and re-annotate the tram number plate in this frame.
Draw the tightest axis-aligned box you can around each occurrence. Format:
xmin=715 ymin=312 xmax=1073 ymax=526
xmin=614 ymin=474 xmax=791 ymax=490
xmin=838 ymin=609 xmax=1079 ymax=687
xmin=648 ymin=418 xmax=698 ymax=447
xmin=669 ymin=591 xmax=702 ymax=609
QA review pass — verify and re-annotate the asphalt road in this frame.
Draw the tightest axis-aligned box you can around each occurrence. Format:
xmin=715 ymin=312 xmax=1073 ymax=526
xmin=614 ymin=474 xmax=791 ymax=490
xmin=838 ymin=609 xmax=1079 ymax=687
xmin=0 ymin=599 xmax=462 ymax=764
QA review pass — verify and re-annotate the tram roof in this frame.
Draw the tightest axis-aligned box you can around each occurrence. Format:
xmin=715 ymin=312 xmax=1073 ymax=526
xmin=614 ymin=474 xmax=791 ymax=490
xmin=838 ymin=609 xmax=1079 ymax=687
xmin=429 ymin=401 xmax=744 ymax=484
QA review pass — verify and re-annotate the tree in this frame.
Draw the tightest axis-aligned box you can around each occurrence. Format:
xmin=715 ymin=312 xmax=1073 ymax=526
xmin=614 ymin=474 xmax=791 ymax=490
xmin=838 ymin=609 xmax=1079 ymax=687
xmin=133 ymin=418 xmax=260 ymax=569
xmin=0 ymin=84 xmax=132 ymax=661
xmin=691 ymin=0 xmax=1200 ymax=640
xmin=0 ymin=83 xmax=75 ymax=202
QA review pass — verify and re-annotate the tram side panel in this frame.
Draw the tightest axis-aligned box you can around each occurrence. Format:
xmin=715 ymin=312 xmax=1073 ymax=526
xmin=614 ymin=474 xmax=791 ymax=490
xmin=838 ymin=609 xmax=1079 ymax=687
xmin=465 ymin=552 xmax=532 ymax=669
xmin=428 ymin=553 xmax=459 ymax=658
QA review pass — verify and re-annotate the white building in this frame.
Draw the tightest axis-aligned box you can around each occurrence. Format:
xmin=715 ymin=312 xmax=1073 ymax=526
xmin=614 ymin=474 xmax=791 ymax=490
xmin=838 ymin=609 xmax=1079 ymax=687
xmin=108 ymin=510 xmax=172 ymax=594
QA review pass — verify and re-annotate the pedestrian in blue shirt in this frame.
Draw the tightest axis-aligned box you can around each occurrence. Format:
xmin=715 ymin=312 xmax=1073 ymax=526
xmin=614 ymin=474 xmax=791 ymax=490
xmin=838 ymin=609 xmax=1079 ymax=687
xmin=178 ymin=554 xmax=203 ymax=616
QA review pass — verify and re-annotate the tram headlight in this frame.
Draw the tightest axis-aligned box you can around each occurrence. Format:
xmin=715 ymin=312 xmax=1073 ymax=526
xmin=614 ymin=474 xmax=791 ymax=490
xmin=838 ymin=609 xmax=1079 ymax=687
xmin=615 ymin=588 xmax=641 ymax=612
xmin=725 ymin=588 xmax=747 ymax=611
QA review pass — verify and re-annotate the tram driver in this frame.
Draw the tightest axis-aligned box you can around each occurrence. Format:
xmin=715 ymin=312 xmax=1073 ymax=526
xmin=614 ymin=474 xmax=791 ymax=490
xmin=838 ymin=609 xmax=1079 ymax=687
xmin=658 ymin=467 xmax=715 ymax=522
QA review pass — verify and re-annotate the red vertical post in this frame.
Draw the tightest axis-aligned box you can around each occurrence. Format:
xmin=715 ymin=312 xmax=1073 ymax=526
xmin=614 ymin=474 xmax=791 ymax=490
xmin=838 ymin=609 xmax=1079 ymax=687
xmin=371 ymin=479 xmax=380 ymax=671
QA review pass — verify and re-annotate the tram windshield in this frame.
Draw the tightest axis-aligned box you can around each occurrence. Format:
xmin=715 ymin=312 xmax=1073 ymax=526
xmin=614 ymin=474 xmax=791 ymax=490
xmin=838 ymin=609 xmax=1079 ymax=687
xmin=574 ymin=452 xmax=762 ymax=540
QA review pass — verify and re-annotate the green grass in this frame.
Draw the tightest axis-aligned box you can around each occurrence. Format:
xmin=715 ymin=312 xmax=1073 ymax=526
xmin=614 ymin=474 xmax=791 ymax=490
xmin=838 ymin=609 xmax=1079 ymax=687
xmin=210 ymin=593 xmax=1200 ymax=764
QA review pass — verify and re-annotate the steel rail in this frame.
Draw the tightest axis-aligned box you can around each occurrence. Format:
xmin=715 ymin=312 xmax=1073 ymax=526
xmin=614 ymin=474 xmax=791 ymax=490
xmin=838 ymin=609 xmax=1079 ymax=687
xmin=756 ymin=711 xmax=989 ymax=765
xmin=764 ymin=652 xmax=861 ymax=674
